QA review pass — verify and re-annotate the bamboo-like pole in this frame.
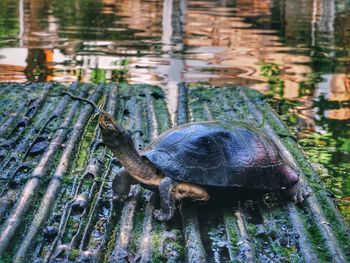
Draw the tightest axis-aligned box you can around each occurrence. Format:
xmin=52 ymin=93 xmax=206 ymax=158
xmin=233 ymin=204 xmax=255 ymax=262
xmin=136 ymin=92 xmax=159 ymax=262
xmin=12 ymin=87 xmax=103 ymax=262
xmin=75 ymin=85 xmax=118 ymax=255
xmin=0 ymin=84 xmax=50 ymax=138
xmin=79 ymin=167 xmax=112 ymax=253
xmin=0 ymin=87 xmax=101 ymax=257
xmin=200 ymin=91 xmax=255 ymax=262
xmin=181 ymin=204 xmax=207 ymax=263
xmin=177 ymin=83 xmax=207 ymax=262
xmin=110 ymin=98 xmax=143 ymax=263
xmin=0 ymin=101 xmax=27 ymax=137
xmin=8 ymin=86 xmax=50 ymax=142
xmin=0 ymin=90 xmax=72 ymax=185
xmin=239 ymin=88 xmax=346 ymax=263
xmin=0 ymin=190 xmax=16 ymax=223
xmin=69 ymin=85 xmax=118 ymax=251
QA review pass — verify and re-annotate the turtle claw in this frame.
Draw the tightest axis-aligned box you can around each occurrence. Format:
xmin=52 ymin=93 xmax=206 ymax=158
xmin=297 ymin=188 xmax=305 ymax=203
xmin=292 ymin=184 xmax=311 ymax=204
xmin=282 ymin=182 xmax=311 ymax=204
xmin=153 ymin=209 xmax=171 ymax=221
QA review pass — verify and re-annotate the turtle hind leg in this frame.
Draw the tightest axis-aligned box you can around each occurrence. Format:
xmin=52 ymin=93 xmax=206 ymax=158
xmin=281 ymin=181 xmax=311 ymax=203
xmin=279 ymin=164 xmax=311 ymax=203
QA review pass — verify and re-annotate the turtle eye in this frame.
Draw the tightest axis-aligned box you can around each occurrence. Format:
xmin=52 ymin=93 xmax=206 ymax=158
xmin=178 ymin=188 xmax=186 ymax=195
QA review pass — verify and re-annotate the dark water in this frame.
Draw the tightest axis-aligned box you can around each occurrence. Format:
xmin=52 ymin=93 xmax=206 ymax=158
xmin=0 ymin=0 xmax=349 ymax=220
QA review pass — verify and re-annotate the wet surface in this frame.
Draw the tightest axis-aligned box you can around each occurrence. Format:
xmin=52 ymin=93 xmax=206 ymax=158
xmin=0 ymin=0 xmax=349 ymax=221
xmin=0 ymin=83 xmax=349 ymax=262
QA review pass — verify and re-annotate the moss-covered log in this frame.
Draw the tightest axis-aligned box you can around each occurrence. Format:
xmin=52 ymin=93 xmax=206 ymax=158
xmin=0 ymin=83 xmax=348 ymax=263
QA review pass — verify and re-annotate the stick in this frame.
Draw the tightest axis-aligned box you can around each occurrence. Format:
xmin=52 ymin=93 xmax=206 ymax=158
xmin=61 ymin=91 xmax=102 ymax=113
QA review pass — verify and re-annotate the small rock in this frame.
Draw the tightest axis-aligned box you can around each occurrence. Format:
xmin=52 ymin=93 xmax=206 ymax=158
xmin=43 ymin=226 xmax=58 ymax=240
xmin=256 ymin=224 xmax=267 ymax=238
xmin=78 ymin=250 xmax=95 ymax=262
xmin=71 ymin=193 xmax=88 ymax=214
xmin=217 ymin=240 xmax=228 ymax=247
xmin=114 ymin=249 xmax=128 ymax=259
xmin=29 ymin=138 xmax=49 ymax=156
xmin=163 ymin=230 xmax=178 ymax=241
xmin=92 ymin=230 xmax=103 ymax=240
xmin=279 ymin=235 xmax=289 ymax=246
xmin=52 ymin=244 xmax=71 ymax=259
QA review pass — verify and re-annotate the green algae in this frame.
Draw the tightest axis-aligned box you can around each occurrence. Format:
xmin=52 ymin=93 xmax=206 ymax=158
xmin=150 ymin=223 xmax=166 ymax=262
xmin=243 ymin=87 xmax=350 ymax=261
xmin=186 ymin=85 xmax=349 ymax=261
xmin=1 ymin=83 xmax=349 ymax=262
xmin=223 ymin=212 xmax=240 ymax=258
xmin=129 ymin=210 xmax=144 ymax=254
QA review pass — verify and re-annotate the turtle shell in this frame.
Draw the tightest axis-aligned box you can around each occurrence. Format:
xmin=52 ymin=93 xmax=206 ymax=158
xmin=143 ymin=121 xmax=292 ymax=189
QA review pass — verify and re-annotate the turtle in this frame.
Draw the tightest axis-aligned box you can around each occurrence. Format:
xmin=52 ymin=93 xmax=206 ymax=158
xmin=99 ymin=112 xmax=310 ymax=221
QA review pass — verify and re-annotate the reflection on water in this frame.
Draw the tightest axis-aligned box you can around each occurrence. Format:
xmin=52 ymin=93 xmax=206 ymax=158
xmin=0 ymin=0 xmax=349 ymax=219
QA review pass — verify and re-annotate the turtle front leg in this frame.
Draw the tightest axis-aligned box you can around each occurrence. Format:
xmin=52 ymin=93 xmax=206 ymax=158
xmin=153 ymin=177 xmax=178 ymax=221
xmin=112 ymin=168 xmax=137 ymax=202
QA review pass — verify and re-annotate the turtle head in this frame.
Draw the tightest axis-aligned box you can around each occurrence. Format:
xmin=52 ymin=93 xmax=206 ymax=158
xmin=98 ymin=111 xmax=134 ymax=152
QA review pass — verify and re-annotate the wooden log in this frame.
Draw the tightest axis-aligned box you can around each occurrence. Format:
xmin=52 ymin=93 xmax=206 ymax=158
xmin=177 ymin=83 xmax=207 ymax=263
xmin=75 ymin=85 xmax=119 ymax=258
xmin=0 ymin=88 xmax=72 ymax=187
xmin=0 ymin=101 xmax=27 ymax=137
xmin=181 ymin=203 xmax=207 ymax=263
xmin=0 ymin=87 xmax=102 ymax=258
xmin=0 ymin=190 xmax=16 ymax=223
xmin=110 ymin=98 xmax=143 ymax=263
xmin=0 ymin=84 xmax=50 ymax=138
xmin=239 ymin=88 xmax=347 ymax=262
xmin=200 ymin=92 xmax=256 ymax=263
xmin=135 ymin=93 xmax=158 ymax=263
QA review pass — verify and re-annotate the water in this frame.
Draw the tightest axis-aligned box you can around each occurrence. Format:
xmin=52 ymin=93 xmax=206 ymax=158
xmin=0 ymin=0 xmax=349 ymax=220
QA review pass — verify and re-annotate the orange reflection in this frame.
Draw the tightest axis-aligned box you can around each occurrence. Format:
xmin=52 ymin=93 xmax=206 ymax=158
xmin=329 ymin=74 xmax=350 ymax=101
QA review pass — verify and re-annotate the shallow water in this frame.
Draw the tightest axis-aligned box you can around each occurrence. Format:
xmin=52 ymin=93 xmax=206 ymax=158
xmin=0 ymin=0 xmax=349 ymax=220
